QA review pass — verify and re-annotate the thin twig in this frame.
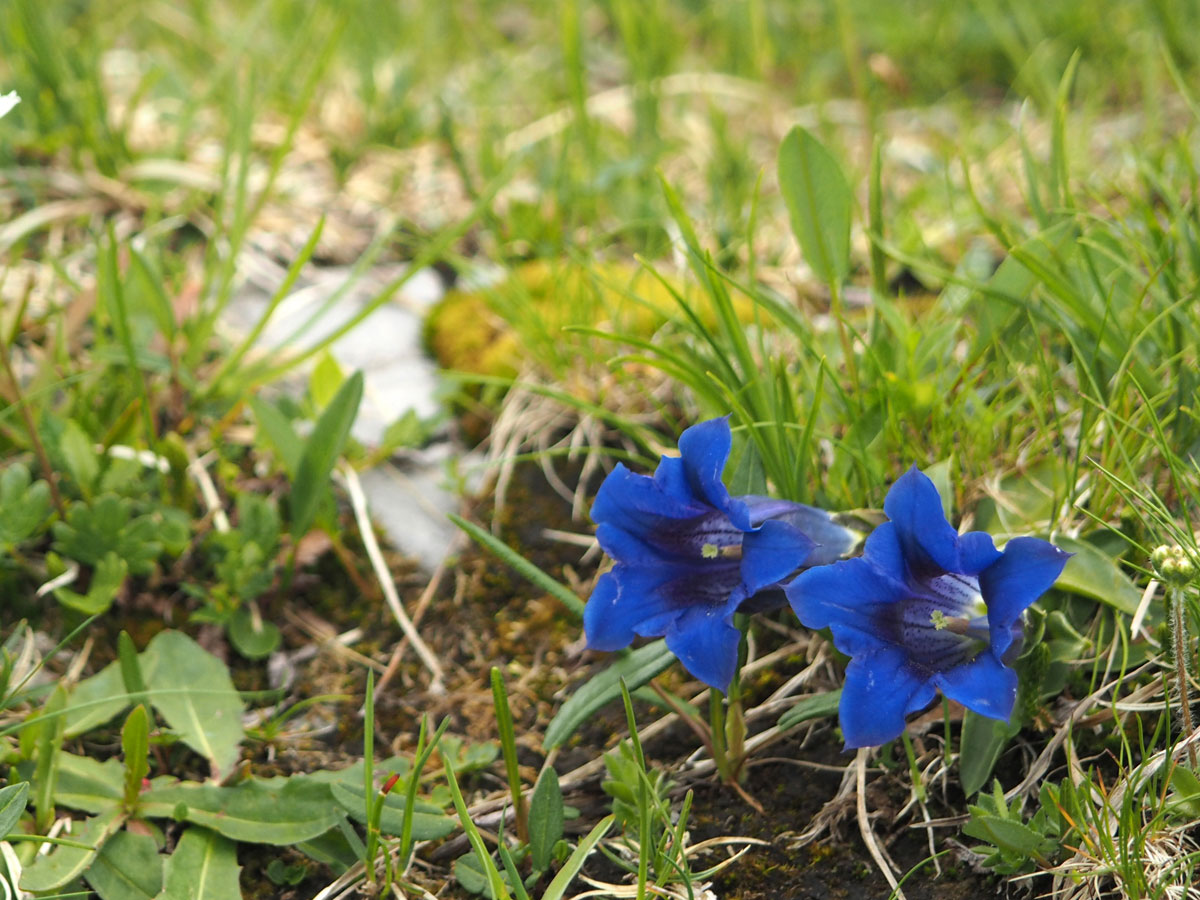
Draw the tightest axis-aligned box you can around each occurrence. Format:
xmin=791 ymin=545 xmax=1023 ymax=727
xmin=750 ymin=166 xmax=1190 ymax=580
xmin=339 ymin=464 xmax=446 ymax=694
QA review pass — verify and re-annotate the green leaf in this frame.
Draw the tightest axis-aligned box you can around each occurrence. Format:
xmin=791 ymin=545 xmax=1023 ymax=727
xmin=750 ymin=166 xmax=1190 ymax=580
xmin=958 ymin=710 xmax=1015 ymax=796
xmin=227 ymin=604 xmax=281 ymax=659
xmin=962 ymin=813 xmax=1053 ymax=856
xmin=328 ymin=776 xmax=455 ymax=840
xmin=249 ymin=396 xmax=303 ymax=477
xmin=141 ymin=776 xmax=342 ymax=845
xmin=54 ymin=753 xmax=125 ymax=813
xmin=33 ymin=684 xmax=68 ymax=832
xmin=776 ymin=689 xmax=842 ymax=732
xmin=64 ymin=662 xmax=129 ymax=738
xmin=86 ymin=829 xmax=162 ymax=900
xmin=778 ymin=126 xmax=852 ymax=285
xmin=540 ymin=815 xmax=614 ymax=900
xmin=52 ymin=495 xmax=162 ymax=575
xmin=156 ymin=827 xmax=241 ymax=900
xmin=448 ymin=513 xmax=585 ymax=619
xmin=309 ymin=352 xmax=345 ymax=412
xmin=727 ymin=439 xmax=767 ymax=496
xmin=60 ymin=418 xmax=100 ymax=495
xmin=544 ymin=641 xmax=675 ymax=749
xmin=122 ymin=706 xmax=151 ymax=810
xmin=528 ymin=767 xmax=563 ymax=872
xmin=0 ymin=782 xmax=29 ymax=837
xmin=119 ymin=631 xmax=149 ymax=709
xmin=1052 ymin=536 xmax=1141 ymax=615
xmin=289 ymin=370 xmax=362 ymax=539
xmin=142 ymin=631 xmax=245 ymax=779
xmin=0 ymin=463 xmax=52 ymax=545
xmin=20 ymin=808 xmax=124 ymax=893
xmin=54 ymin=551 xmax=128 ymax=615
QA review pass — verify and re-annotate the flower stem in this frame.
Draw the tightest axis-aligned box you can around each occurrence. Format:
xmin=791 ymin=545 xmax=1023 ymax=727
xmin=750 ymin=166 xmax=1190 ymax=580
xmin=708 ymin=688 xmax=731 ymax=782
xmin=1168 ymin=584 xmax=1198 ymax=769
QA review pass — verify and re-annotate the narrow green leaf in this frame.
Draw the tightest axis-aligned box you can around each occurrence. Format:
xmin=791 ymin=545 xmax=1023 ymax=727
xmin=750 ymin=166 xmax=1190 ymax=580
xmin=60 ymin=419 xmax=99 ymax=495
xmin=121 ymin=705 xmax=150 ymax=810
xmin=33 ymin=684 xmax=68 ymax=831
xmin=309 ymin=352 xmax=345 ymax=412
xmin=20 ymin=807 xmax=124 ymax=893
xmin=290 ymin=370 xmax=363 ymax=538
xmin=0 ymin=782 xmax=29 ymax=837
xmin=958 ymin=710 xmax=1015 ymax=797
xmin=118 ymin=631 xmax=149 ymax=709
xmin=778 ymin=126 xmax=852 ymax=285
xmin=448 ymin=514 xmax=584 ymax=619
xmin=249 ymin=395 xmax=303 ymax=477
xmin=777 ymin=689 xmax=842 ymax=732
xmin=528 ymin=767 xmax=563 ymax=872
xmin=540 ymin=815 xmax=614 ymax=900
xmin=156 ymin=827 xmax=241 ymax=900
xmin=544 ymin=641 xmax=675 ymax=749
xmin=328 ymin=778 xmax=455 ymax=840
xmin=86 ymin=829 xmax=162 ymax=900
xmin=141 ymin=631 xmax=245 ymax=780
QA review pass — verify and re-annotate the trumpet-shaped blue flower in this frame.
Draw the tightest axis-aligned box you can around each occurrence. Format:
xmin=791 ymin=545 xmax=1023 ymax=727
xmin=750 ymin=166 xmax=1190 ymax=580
xmin=786 ymin=466 xmax=1070 ymax=749
xmin=585 ymin=417 xmax=856 ymax=692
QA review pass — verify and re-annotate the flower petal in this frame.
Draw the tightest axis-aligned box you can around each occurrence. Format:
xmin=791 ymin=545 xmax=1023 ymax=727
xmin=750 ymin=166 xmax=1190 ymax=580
xmin=583 ymin=571 xmax=634 ymax=651
xmin=741 ymin=519 xmax=814 ymax=594
xmin=839 ymin=647 xmax=936 ymax=749
xmin=785 ymin=557 xmax=906 ymax=656
xmin=979 ymin=537 xmax=1072 ymax=657
xmin=861 ymin=521 xmax=906 ymax=581
xmin=958 ymin=530 xmax=1002 ymax=575
xmin=591 ymin=463 xmax=707 ymax=531
xmin=934 ymin=651 xmax=1018 ymax=722
xmin=882 ymin=466 xmax=960 ymax=577
xmin=676 ymin=417 xmax=751 ymax=530
xmin=665 ymin=603 xmax=741 ymax=691
xmin=743 ymin=496 xmax=859 ymax=566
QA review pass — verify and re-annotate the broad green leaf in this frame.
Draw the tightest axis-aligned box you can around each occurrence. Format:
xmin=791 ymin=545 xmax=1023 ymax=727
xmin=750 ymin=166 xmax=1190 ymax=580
xmin=924 ymin=459 xmax=954 ymax=520
xmin=122 ymin=706 xmax=151 ymax=810
xmin=1168 ymin=766 xmax=1200 ymax=817
xmin=52 ymin=495 xmax=162 ymax=575
xmin=958 ymin=710 xmax=1016 ymax=796
xmin=0 ymin=463 xmax=52 ymax=545
xmin=1052 ymin=536 xmax=1141 ymax=615
xmin=249 ymin=396 xmax=303 ymax=477
xmin=528 ymin=767 xmax=563 ymax=872
xmin=55 ymin=753 xmax=124 ymax=813
xmin=778 ymin=126 xmax=852 ymax=285
xmin=449 ymin=513 xmax=584 ymax=619
xmin=157 ymin=827 xmax=241 ymax=900
xmin=544 ymin=641 xmax=675 ymax=749
xmin=141 ymin=776 xmax=341 ymax=845
xmin=86 ymin=829 xmax=162 ymax=900
xmin=0 ymin=782 xmax=29 ymax=837
xmin=728 ymin=439 xmax=768 ymax=497
xmin=20 ymin=808 xmax=124 ymax=892
xmin=227 ymin=605 xmax=281 ymax=660
xmin=776 ymin=689 xmax=842 ymax=732
xmin=54 ymin=551 xmax=128 ymax=615
xmin=289 ymin=370 xmax=362 ymax=539
xmin=64 ymin=662 xmax=129 ymax=738
xmin=60 ymin=418 xmax=99 ymax=495
xmin=309 ymin=352 xmax=345 ymax=411
xmin=141 ymin=631 xmax=245 ymax=779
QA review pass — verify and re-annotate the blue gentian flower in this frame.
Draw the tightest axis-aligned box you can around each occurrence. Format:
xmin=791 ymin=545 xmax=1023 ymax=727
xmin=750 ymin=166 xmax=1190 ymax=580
xmin=584 ymin=417 xmax=856 ymax=692
xmin=785 ymin=466 xmax=1070 ymax=749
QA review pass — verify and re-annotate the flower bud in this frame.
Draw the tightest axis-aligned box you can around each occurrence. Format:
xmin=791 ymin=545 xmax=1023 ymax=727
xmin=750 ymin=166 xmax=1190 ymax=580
xmin=1152 ymin=544 xmax=1196 ymax=587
